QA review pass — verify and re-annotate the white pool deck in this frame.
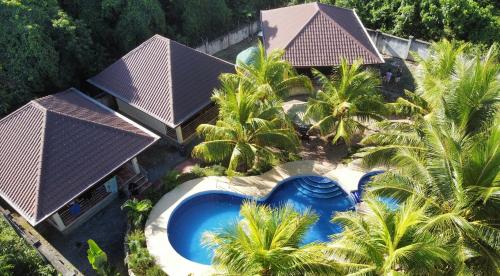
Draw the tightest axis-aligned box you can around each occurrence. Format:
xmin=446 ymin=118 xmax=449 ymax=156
xmin=145 ymin=160 xmax=371 ymax=276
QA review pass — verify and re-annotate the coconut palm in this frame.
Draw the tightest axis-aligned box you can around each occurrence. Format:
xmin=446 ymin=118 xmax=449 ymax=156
xmin=203 ymin=201 xmax=336 ymax=275
xmin=192 ymin=78 xmax=299 ymax=173
xmin=232 ymin=41 xmax=313 ymax=99
xmin=359 ymin=119 xmax=500 ymax=274
xmin=305 ymin=58 xmax=386 ymax=147
xmin=121 ymin=198 xmax=153 ymax=229
xmin=387 ymin=40 xmax=498 ymax=134
xmin=329 ymin=195 xmax=456 ymax=275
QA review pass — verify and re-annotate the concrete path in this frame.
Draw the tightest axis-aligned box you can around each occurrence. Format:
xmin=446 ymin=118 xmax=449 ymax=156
xmin=145 ymin=160 xmax=370 ymax=276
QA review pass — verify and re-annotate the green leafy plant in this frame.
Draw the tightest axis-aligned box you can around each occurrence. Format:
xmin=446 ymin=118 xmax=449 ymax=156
xmin=203 ymin=201 xmax=336 ymax=275
xmin=128 ymin=247 xmax=155 ymax=275
xmin=233 ymin=41 xmax=313 ymax=99
xmin=330 ymin=195 xmax=456 ymax=275
xmin=87 ymin=239 xmax=119 ymax=276
xmin=192 ymin=77 xmax=299 ymax=173
xmin=305 ymin=58 xmax=386 ymax=148
xmin=121 ymin=199 xmax=153 ymax=229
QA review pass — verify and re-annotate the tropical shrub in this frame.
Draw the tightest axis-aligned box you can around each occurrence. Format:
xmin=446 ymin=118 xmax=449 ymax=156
xmin=127 ymin=248 xmax=156 ymax=275
xmin=305 ymin=58 xmax=386 ymax=148
xmin=0 ymin=216 xmax=55 ymax=275
xmin=121 ymin=199 xmax=153 ymax=229
xmin=87 ymin=239 xmax=119 ymax=276
xmin=330 ymin=195 xmax=456 ymax=275
xmin=203 ymin=201 xmax=335 ymax=275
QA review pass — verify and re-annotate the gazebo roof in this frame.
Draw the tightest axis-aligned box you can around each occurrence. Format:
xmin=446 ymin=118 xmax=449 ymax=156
xmin=261 ymin=2 xmax=384 ymax=67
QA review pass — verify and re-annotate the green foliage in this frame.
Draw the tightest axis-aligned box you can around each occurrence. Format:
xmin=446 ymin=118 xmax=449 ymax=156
xmin=305 ymin=58 xmax=386 ymax=147
xmin=87 ymin=239 xmax=119 ymax=276
xmin=121 ymin=198 xmax=153 ymax=229
xmin=335 ymin=0 xmax=499 ymax=45
xmin=145 ymin=265 xmax=167 ymax=276
xmin=0 ymin=216 xmax=55 ymax=275
xmin=125 ymin=230 xmax=166 ymax=276
xmin=358 ymin=42 xmax=500 ymax=274
xmin=203 ymin=201 xmax=335 ymax=275
xmin=174 ymin=0 xmax=232 ymax=44
xmin=190 ymin=164 xmax=227 ymax=177
xmin=234 ymin=41 xmax=313 ymax=99
xmin=330 ymin=196 xmax=456 ymax=275
xmin=192 ymin=75 xmax=300 ymax=173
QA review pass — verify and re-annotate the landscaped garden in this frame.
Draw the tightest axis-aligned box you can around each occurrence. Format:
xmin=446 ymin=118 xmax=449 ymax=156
xmin=108 ymin=40 xmax=500 ymax=275
xmin=0 ymin=1 xmax=499 ymax=275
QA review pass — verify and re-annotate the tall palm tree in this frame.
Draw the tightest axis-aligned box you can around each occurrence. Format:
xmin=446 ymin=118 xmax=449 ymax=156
xmin=358 ymin=43 xmax=500 ymax=273
xmin=192 ymin=78 xmax=299 ymax=173
xmin=203 ymin=201 xmax=335 ymax=275
xmin=233 ymin=41 xmax=313 ymax=99
xmin=388 ymin=40 xmax=498 ymax=134
xmin=359 ymin=119 xmax=500 ymax=274
xmin=329 ymin=195 xmax=456 ymax=275
xmin=305 ymin=58 xmax=386 ymax=147
xmin=387 ymin=39 xmax=466 ymax=119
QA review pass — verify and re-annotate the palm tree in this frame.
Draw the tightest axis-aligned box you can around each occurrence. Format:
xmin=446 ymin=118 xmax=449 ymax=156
xmin=305 ymin=58 xmax=386 ymax=148
xmin=329 ymin=195 xmax=456 ymax=275
xmin=359 ymin=119 xmax=500 ymax=274
xmin=388 ymin=40 xmax=498 ymax=134
xmin=121 ymin=198 xmax=153 ymax=229
xmin=203 ymin=201 xmax=335 ymax=275
xmin=192 ymin=78 xmax=299 ymax=173
xmin=233 ymin=41 xmax=313 ymax=99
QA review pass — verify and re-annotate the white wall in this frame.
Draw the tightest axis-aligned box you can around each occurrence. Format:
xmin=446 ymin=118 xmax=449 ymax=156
xmin=116 ymin=99 xmax=167 ymax=136
xmin=367 ymin=29 xmax=431 ymax=61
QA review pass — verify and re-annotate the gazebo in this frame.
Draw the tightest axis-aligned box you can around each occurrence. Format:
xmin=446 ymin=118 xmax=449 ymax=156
xmin=260 ymin=2 xmax=384 ymax=68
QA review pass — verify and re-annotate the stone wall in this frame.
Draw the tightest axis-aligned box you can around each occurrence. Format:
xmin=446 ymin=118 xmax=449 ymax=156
xmin=195 ymin=21 xmax=260 ymax=55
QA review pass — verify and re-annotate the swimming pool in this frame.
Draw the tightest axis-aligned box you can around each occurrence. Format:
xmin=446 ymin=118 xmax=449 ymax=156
xmin=167 ymin=176 xmax=355 ymax=265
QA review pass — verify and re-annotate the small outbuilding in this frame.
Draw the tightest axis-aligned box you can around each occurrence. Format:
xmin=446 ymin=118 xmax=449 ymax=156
xmin=260 ymin=2 xmax=384 ymax=68
xmin=88 ymin=35 xmax=235 ymax=145
xmin=0 ymin=88 xmax=159 ymax=233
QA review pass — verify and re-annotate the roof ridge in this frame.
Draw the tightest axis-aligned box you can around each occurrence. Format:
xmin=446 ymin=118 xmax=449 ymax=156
xmin=316 ymin=9 xmax=381 ymax=62
xmin=282 ymin=9 xmax=322 ymax=51
xmin=166 ymin=38 xmax=175 ymax=127
xmin=32 ymin=105 xmax=49 ymax=221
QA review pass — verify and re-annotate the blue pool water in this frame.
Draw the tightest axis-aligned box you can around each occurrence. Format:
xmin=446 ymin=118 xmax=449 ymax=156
xmin=167 ymin=176 xmax=355 ymax=265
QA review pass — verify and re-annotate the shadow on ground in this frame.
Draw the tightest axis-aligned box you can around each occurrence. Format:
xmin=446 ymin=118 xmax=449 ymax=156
xmin=40 ymin=197 xmax=128 ymax=275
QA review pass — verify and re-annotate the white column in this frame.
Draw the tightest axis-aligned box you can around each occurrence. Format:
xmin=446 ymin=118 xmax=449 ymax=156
xmin=50 ymin=213 xmax=66 ymax=231
xmin=175 ymin=126 xmax=184 ymax=144
xmin=131 ymin=157 xmax=141 ymax=174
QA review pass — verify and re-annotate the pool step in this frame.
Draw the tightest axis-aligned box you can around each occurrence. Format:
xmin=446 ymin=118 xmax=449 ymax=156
xmin=298 ymin=182 xmax=340 ymax=194
xmin=296 ymin=177 xmax=346 ymax=199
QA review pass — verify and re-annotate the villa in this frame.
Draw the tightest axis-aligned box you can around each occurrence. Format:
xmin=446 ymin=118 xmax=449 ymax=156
xmin=0 ymin=88 xmax=159 ymax=233
xmin=260 ymin=2 xmax=384 ymax=68
xmin=88 ymin=35 xmax=235 ymax=145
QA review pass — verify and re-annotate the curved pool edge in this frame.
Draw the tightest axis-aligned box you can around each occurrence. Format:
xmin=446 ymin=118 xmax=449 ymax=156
xmin=145 ymin=160 xmax=368 ymax=276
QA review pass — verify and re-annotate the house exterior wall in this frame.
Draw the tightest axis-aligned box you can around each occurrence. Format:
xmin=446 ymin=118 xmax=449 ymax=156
xmin=48 ymin=176 xmax=119 ymax=234
xmin=116 ymin=98 xmax=168 ymax=136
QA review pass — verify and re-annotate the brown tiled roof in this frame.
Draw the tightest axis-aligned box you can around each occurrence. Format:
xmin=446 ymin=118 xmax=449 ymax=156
xmin=88 ymin=35 xmax=235 ymax=128
xmin=0 ymin=88 xmax=159 ymax=225
xmin=261 ymin=2 xmax=384 ymax=67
